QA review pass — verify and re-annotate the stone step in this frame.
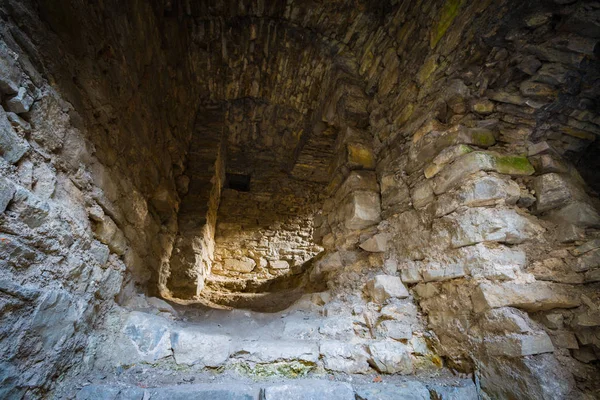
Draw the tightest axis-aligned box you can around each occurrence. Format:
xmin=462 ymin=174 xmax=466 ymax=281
xmin=75 ymin=378 xmax=478 ymax=400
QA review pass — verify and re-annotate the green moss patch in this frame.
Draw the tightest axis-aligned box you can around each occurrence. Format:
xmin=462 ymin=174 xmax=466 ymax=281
xmin=430 ymin=0 xmax=466 ymax=49
xmin=494 ymin=155 xmax=535 ymax=176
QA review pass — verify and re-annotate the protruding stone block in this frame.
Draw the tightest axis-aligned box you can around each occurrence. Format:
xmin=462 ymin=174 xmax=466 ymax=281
xmin=0 ymin=106 xmax=29 ymax=164
xmin=340 ymin=191 xmax=381 ymax=230
xmin=367 ymin=341 xmax=413 ymax=374
xmin=485 ymin=332 xmax=554 ymax=357
xmin=365 ymin=275 xmax=409 ymax=303
xmin=224 ymin=257 xmax=256 ymax=273
xmin=359 ymin=232 xmax=389 ymax=253
xmin=171 ymin=328 xmax=231 ymax=367
xmin=472 ymin=282 xmax=581 ymax=313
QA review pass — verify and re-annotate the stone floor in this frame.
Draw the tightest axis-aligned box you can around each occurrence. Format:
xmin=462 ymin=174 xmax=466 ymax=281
xmin=51 ymin=294 xmax=477 ymax=399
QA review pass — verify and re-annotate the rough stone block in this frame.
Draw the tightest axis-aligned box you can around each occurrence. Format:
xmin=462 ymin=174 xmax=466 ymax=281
xmin=411 ymin=180 xmax=434 ymax=208
xmin=341 ymin=191 xmax=381 ymax=230
xmin=147 ymin=384 xmax=261 ymax=400
xmin=472 ymin=282 xmax=581 ymax=313
xmin=533 ymin=173 xmax=580 ymax=213
xmin=459 ymin=243 xmax=526 ymax=281
xmin=0 ymin=106 xmax=29 ymax=164
xmin=485 ymin=332 xmax=554 ymax=357
xmin=171 ymin=328 xmax=231 ymax=366
xmin=355 ymin=381 xmax=431 ymax=400
xmin=359 ymin=232 xmax=389 ymax=253
xmin=0 ymin=45 xmax=20 ymax=94
xmin=365 ymin=275 xmax=409 ymax=303
xmin=5 ymin=87 xmax=34 ymax=114
xmin=421 ymin=262 xmax=467 ymax=282
xmin=264 ymin=380 xmax=355 ymax=400
xmin=575 ymin=249 xmax=600 ymax=272
xmin=549 ymin=201 xmax=600 ymax=228
xmin=224 ymin=257 xmax=256 ymax=273
xmin=443 ymin=207 xmax=544 ymax=248
xmin=121 ymin=311 xmax=172 ymax=363
xmin=269 ymin=260 xmax=289 ymax=270
xmin=0 ymin=176 xmax=15 ymax=213
xmin=376 ymin=320 xmax=413 ymax=341
xmin=93 ymin=215 xmax=127 ymax=256
xmin=367 ymin=341 xmax=413 ymax=374
xmin=233 ymin=340 xmax=319 ymax=364
xmin=319 ymin=341 xmax=370 ymax=374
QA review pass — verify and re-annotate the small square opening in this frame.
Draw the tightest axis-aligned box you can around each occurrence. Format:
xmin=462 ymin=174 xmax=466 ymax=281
xmin=225 ymin=173 xmax=251 ymax=192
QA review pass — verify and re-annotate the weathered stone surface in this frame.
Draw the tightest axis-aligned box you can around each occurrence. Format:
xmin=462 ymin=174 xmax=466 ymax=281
xmin=367 ymin=341 xmax=413 ymax=374
xmin=171 ymin=328 xmax=231 ymax=367
xmin=0 ymin=106 xmax=29 ymax=164
xmin=459 ymin=243 xmax=526 ymax=281
xmin=224 ymin=257 xmax=257 ymax=273
xmin=376 ymin=320 xmax=413 ymax=341
xmin=365 ymin=275 xmax=409 ymax=303
xmin=147 ymin=384 xmax=260 ymax=400
xmin=320 ymin=341 xmax=371 ymax=374
xmin=120 ymin=311 xmax=172 ymax=363
xmin=533 ymin=173 xmax=581 ymax=213
xmin=442 ymin=207 xmax=544 ymax=248
xmin=233 ymin=340 xmax=319 ymax=364
xmin=355 ymin=381 xmax=431 ymax=400
xmin=0 ymin=176 xmax=16 ymax=213
xmin=340 ymin=191 xmax=381 ymax=230
xmin=421 ymin=262 xmax=467 ymax=282
xmin=575 ymin=249 xmax=600 ymax=272
xmin=30 ymin=290 xmax=81 ymax=352
xmin=6 ymin=87 xmax=34 ymax=114
xmin=432 ymin=152 xmax=534 ymax=195
xmin=264 ymin=380 xmax=354 ymax=400
xmin=485 ymin=332 xmax=554 ymax=357
xmin=548 ymin=201 xmax=600 ymax=228
xmin=472 ymin=282 xmax=581 ymax=313
xmin=359 ymin=233 xmax=389 ymax=253
xmin=0 ymin=44 xmax=20 ymax=94
xmin=269 ymin=260 xmax=290 ymax=270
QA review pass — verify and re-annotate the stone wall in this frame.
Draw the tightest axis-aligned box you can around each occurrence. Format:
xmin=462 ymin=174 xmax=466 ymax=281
xmin=0 ymin=0 xmax=202 ymax=396
xmin=312 ymin=0 xmax=600 ymax=398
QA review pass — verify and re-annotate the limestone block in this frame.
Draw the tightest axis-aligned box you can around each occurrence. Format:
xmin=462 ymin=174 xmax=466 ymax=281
xmin=432 ymin=152 xmax=534 ymax=195
xmin=367 ymin=341 xmax=413 ymax=374
xmin=359 ymin=232 xmax=389 ymax=253
xmin=0 ymin=45 xmax=20 ymax=94
xmin=0 ymin=106 xmax=29 ymax=164
xmin=269 ymin=260 xmax=289 ymax=270
xmin=346 ymin=142 xmax=375 ymax=169
xmin=171 ymin=328 xmax=231 ymax=366
xmin=457 ymin=174 xmax=521 ymax=207
xmin=376 ymin=320 xmax=413 ymax=341
xmin=421 ymin=262 xmax=467 ymax=282
xmin=355 ymin=381 xmax=431 ymax=400
xmin=575 ymin=249 xmax=600 ymax=272
xmin=411 ymin=180 xmax=434 ymax=208
xmin=400 ymin=264 xmax=422 ymax=283
xmin=335 ymin=170 xmax=379 ymax=203
xmin=478 ymin=308 xmax=534 ymax=334
xmin=30 ymin=290 xmax=81 ymax=352
xmin=120 ymin=311 xmax=172 ymax=363
xmin=485 ymin=332 xmax=554 ymax=357
xmin=32 ymin=163 xmax=56 ymax=199
xmin=424 ymin=144 xmax=473 ymax=179
xmin=533 ymin=173 xmax=581 ymax=212
xmin=551 ymin=331 xmax=579 ymax=349
xmin=459 ymin=243 xmax=526 ymax=281
xmin=319 ymin=341 xmax=371 ymax=374
xmin=264 ymin=380 xmax=355 ymax=400
xmin=224 ymin=257 xmax=256 ymax=273
xmin=548 ymin=201 xmax=600 ymax=228
xmin=147 ymin=384 xmax=261 ymax=400
xmin=0 ymin=176 xmax=15 ymax=213
xmin=443 ymin=207 xmax=544 ymax=248
xmin=574 ymin=311 xmax=600 ymax=328
xmin=233 ymin=340 xmax=319 ymax=364
xmin=318 ymin=317 xmax=356 ymax=340
xmin=340 ymin=191 xmax=381 ymax=230
xmin=96 ymin=267 xmax=123 ymax=300
xmin=6 ymin=111 xmax=31 ymax=133
xmin=11 ymin=187 xmax=50 ymax=228
xmin=472 ymin=282 xmax=581 ymax=313
xmin=365 ymin=275 xmax=409 ymax=303
xmin=5 ymin=87 xmax=34 ymax=114
xmin=93 ymin=215 xmax=127 ymax=256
